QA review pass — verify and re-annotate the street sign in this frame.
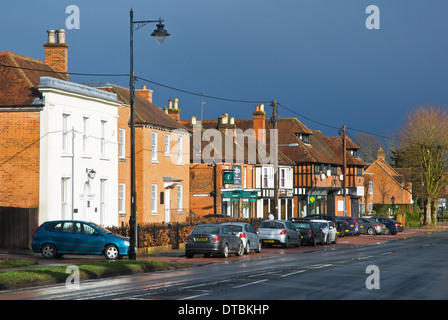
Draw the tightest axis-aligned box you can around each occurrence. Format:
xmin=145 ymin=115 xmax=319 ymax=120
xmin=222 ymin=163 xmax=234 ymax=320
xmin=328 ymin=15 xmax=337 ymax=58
xmin=223 ymin=171 xmax=234 ymax=184
xmin=308 ymin=195 xmax=317 ymax=205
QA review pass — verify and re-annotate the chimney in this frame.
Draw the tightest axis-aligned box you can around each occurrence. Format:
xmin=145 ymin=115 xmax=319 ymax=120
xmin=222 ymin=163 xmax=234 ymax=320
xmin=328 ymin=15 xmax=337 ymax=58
xmin=377 ymin=148 xmax=386 ymax=160
xmin=167 ymin=98 xmax=180 ymax=121
xmin=135 ymin=85 xmax=153 ymax=103
xmin=253 ymin=104 xmax=266 ymax=145
xmin=44 ymin=29 xmax=69 ymax=80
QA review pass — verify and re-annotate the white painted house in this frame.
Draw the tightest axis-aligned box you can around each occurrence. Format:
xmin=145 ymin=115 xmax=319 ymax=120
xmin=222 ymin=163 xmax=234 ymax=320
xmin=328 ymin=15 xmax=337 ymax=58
xmin=37 ymin=77 xmax=121 ymax=226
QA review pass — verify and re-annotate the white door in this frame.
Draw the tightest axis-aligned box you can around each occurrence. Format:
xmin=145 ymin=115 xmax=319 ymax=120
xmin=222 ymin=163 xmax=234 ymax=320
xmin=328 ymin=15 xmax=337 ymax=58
xmin=164 ymin=183 xmax=170 ymax=223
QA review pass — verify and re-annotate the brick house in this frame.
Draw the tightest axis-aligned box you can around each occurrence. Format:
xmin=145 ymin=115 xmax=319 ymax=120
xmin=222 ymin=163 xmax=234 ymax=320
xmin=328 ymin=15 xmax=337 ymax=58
xmin=364 ymin=148 xmax=413 ymax=213
xmin=86 ymin=83 xmax=191 ymax=225
xmin=0 ymin=30 xmax=120 ymax=233
xmin=233 ymin=105 xmax=367 ymax=217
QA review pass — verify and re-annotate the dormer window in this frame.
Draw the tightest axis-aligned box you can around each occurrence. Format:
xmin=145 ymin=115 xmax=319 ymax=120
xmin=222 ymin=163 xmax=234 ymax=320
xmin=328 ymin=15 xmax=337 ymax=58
xmin=348 ymin=149 xmax=358 ymax=157
xmin=295 ymin=133 xmax=309 ymax=144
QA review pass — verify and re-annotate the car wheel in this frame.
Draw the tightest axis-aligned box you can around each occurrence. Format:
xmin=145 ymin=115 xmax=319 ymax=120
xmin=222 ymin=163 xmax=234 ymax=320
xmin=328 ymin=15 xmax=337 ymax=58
xmin=41 ymin=243 xmax=57 ymax=259
xmin=255 ymin=241 xmax=262 ymax=253
xmin=312 ymin=236 xmax=317 ymax=247
xmin=236 ymin=242 xmax=244 ymax=256
xmin=367 ymin=227 xmax=375 ymax=235
xmin=333 ymin=235 xmax=337 ymax=244
xmin=221 ymin=244 xmax=229 ymax=258
xmin=185 ymin=251 xmax=194 ymax=258
xmin=384 ymin=228 xmax=391 ymax=235
xmin=104 ymin=244 xmax=119 ymax=260
xmin=244 ymin=242 xmax=250 ymax=254
xmin=295 ymin=238 xmax=300 ymax=247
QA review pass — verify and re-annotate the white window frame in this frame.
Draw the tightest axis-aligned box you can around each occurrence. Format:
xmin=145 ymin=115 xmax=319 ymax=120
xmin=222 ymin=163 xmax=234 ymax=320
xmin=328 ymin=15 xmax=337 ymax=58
xmin=83 ymin=117 xmax=89 ymax=154
xmin=152 ymin=132 xmax=158 ymax=162
xmin=177 ymin=184 xmax=183 ymax=212
xmin=151 ymin=184 xmax=158 ymax=213
xmin=165 ymin=134 xmax=170 ymax=156
xmin=101 ymin=120 xmax=107 ymax=157
xmin=62 ymin=113 xmax=70 ymax=153
xmin=119 ymin=128 xmax=126 ymax=160
xmin=177 ymin=136 xmax=183 ymax=165
xmin=61 ymin=177 xmax=70 ymax=219
xmin=118 ymin=183 xmax=126 ymax=214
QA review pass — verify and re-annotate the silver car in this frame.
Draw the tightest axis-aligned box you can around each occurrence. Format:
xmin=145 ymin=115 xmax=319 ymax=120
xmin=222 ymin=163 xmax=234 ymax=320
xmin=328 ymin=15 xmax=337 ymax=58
xmin=258 ymin=220 xmax=301 ymax=248
xmin=221 ymin=222 xmax=262 ymax=254
xmin=310 ymin=219 xmax=337 ymax=244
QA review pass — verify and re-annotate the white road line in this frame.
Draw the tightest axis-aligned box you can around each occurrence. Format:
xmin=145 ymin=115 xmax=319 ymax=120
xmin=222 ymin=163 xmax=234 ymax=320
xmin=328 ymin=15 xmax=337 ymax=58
xmin=232 ymin=279 xmax=268 ymax=289
xmin=280 ymin=270 xmax=306 ymax=278
xmin=310 ymin=263 xmax=333 ymax=269
xmin=179 ymin=292 xmax=210 ymax=300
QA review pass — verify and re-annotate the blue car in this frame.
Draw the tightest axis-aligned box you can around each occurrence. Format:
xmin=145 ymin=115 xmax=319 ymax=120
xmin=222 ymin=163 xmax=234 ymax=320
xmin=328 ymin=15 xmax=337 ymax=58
xmin=32 ymin=220 xmax=132 ymax=260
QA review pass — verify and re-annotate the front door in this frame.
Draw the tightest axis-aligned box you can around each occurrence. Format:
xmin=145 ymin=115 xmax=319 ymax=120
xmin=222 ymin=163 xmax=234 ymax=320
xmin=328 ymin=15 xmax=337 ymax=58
xmin=164 ymin=183 xmax=170 ymax=223
xmin=351 ymin=198 xmax=359 ymax=217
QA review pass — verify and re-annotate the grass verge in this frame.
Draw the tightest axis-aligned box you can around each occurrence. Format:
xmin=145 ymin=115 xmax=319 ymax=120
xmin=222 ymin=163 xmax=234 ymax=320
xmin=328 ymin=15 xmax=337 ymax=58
xmin=0 ymin=260 xmax=193 ymax=291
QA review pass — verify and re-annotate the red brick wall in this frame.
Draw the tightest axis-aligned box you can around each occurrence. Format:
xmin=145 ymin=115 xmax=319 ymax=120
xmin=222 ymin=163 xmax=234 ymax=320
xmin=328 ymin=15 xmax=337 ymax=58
xmin=44 ymin=45 xmax=69 ymax=79
xmin=0 ymin=112 xmax=40 ymax=207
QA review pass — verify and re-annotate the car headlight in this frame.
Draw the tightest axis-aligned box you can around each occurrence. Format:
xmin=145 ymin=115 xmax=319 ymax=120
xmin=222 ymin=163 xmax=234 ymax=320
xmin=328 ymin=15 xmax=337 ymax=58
xmin=124 ymin=241 xmax=130 ymax=246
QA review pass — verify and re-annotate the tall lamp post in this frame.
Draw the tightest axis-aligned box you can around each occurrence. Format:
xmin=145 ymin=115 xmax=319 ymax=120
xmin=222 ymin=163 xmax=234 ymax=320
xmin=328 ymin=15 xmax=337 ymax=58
xmin=129 ymin=9 xmax=170 ymax=260
xmin=391 ymin=196 xmax=395 ymax=217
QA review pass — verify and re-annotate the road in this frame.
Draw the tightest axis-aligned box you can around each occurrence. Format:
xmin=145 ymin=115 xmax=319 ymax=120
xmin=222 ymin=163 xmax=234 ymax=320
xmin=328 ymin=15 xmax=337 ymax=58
xmin=1 ymin=229 xmax=448 ymax=301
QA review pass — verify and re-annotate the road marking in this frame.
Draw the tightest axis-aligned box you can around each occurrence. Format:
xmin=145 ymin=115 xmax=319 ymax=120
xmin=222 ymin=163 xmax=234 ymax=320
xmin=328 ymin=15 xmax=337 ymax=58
xmin=232 ymin=279 xmax=268 ymax=288
xmin=179 ymin=292 xmax=210 ymax=300
xmin=280 ymin=270 xmax=306 ymax=277
xmin=358 ymin=255 xmax=374 ymax=260
xmin=310 ymin=263 xmax=333 ymax=269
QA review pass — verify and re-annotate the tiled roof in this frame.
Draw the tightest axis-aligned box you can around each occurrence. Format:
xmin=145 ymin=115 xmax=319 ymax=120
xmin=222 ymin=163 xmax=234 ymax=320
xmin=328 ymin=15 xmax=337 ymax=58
xmin=0 ymin=52 xmax=66 ymax=107
xmin=85 ymin=83 xmax=187 ymax=131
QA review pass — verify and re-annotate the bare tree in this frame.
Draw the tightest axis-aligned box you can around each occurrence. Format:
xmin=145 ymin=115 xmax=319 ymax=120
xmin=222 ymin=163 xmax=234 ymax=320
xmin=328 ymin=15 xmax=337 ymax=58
xmin=399 ymin=106 xmax=448 ymax=225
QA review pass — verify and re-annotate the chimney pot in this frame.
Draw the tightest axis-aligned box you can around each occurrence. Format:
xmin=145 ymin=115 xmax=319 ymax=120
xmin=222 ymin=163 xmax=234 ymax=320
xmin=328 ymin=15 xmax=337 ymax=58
xmin=168 ymin=99 xmax=173 ymax=109
xmin=255 ymin=105 xmax=260 ymax=111
xmin=47 ymin=30 xmax=56 ymax=44
xmin=260 ymin=104 xmax=264 ymax=111
xmin=192 ymin=116 xmax=196 ymax=124
xmin=174 ymin=98 xmax=179 ymax=109
xmin=56 ymin=29 xmax=66 ymax=44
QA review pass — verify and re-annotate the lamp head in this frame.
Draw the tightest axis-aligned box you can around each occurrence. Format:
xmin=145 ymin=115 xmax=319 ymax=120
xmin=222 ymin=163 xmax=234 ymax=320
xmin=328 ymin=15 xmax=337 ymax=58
xmin=151 ymin=21 xmax=170 ymax=44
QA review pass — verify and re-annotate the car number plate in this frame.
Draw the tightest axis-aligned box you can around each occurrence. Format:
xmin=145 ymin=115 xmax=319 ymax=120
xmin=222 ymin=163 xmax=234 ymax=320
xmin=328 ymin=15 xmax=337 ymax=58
xmin=300 ymin=235 xmax=304 ymax=238
xmin=264 ymin=239 xmax=274 ymax=243
xmin=195 ymin=237 xmax=208 ymax=241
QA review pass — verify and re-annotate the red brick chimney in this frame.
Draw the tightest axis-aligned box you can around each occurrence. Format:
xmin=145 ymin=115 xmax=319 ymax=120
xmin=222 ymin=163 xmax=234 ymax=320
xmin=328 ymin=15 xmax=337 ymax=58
xmin=135 ymin=85 xmax=153 ymax=103
xmin=253 ymin=104 xmax=266 ymax=145
xmin=44 ymin=29 xmax=69 ymax=80
xmin=166 ymin=98 xmax=180 ymax=121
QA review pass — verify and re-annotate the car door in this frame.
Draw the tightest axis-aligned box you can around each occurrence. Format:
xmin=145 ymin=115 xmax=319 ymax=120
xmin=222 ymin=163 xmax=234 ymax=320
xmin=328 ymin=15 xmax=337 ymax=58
xmin=285 ymin=221 xmax=299 ymax=244
xmin=73 ymin=223 xmax=106 ymax=254
xmin=53 ymin=222 xmax=78 ymax=252
xmin=221 ymin=226 xmax=236 ymax=251
xmin=246 ymin=224 xmax=258 ymax=249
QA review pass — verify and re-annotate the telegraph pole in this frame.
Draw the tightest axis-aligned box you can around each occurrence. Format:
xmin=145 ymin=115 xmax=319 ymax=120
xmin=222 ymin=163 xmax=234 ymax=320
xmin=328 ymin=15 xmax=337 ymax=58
xmin=342 ymin=125 xmax=347 ymax=216
xmin=271 ymin=100 xmax=279 ymax=218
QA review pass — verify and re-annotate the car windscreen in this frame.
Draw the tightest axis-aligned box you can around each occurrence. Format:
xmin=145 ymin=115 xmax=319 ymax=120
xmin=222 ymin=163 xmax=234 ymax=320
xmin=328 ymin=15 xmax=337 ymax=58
xmin=192 ymin=226 xmax=220 ymax=234
xmin=259 ymin=221 xmax=284 ymax=229
xmin=291 ymin=222 xmax=310 ymax=229
xmin=315 ymin=222 xmax=327 ymax=228
xmin=225 ymin=225 xmax=243 ymax=233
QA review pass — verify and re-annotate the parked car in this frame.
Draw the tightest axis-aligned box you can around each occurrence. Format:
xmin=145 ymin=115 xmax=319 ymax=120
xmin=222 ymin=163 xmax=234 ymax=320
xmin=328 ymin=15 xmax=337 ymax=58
xmin=289 ymin=218 xmax=325 ymax=246
xmin=32 ymin=220 xmax=132 ymax=260
xmin=339 ymin=216 xmax=360 ymax=235
xmin=366 ymin=216 xmax=404 ymax=235
xmin=221 ymin=222 xmax=261 ymax=254
xmin=310 ymin=219 xmax=337 ymax=244
xmin=304 ymin=214 xmax=349 ymax=237
xmin=358 ymin=217 xmax=386 ymax=235
xmin=185 ymin=224 xmax=244 ymax=258
xmin=258 ymin=220 xmax=301 ymax=248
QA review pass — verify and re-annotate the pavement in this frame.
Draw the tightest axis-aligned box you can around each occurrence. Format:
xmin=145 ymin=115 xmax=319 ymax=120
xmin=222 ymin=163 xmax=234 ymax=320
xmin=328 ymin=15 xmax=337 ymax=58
xmin=1 ymin=224 xmax=447 ymax=271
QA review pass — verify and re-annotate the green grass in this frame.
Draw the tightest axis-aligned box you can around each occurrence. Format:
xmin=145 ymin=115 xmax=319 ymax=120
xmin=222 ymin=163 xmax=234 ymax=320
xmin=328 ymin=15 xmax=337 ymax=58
xmin=0 ymin=260 xmax=193 ymax=291
xmin=0 ymin=259 xmax=39 ymax=269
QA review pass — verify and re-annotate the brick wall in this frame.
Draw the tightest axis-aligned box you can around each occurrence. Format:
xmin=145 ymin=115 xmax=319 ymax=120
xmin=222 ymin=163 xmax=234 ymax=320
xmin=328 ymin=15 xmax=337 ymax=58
xmin=0 ymin=112 xmax=40 ymax=207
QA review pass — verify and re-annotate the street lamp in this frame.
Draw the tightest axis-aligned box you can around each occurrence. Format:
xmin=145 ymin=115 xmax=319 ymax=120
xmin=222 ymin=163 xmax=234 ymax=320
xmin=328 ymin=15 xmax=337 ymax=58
xmin=129 ymin=9 xmax=170 ymax=260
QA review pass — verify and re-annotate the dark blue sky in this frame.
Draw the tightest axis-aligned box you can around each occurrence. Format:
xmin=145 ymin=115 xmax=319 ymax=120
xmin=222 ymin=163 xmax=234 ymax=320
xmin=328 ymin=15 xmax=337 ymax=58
xmin=3 ymin=1 xmax=448 ymax=139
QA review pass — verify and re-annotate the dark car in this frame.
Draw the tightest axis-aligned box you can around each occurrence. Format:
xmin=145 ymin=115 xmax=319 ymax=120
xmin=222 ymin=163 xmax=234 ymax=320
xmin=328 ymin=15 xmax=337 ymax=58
xmin=339 ymin=216 xmax=360 ymax=235
xmin=32 ymin=220 xmax=132 ymax=260
xmin=185 ymin=224 xmax=244 ymax=258
xmin=366 ymin=217 xmax=404 ymax=235
xmin=289 ymin=218 xmax=325 ymax=246
xmin=305 ymin=214 xmax=349 ymax=237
